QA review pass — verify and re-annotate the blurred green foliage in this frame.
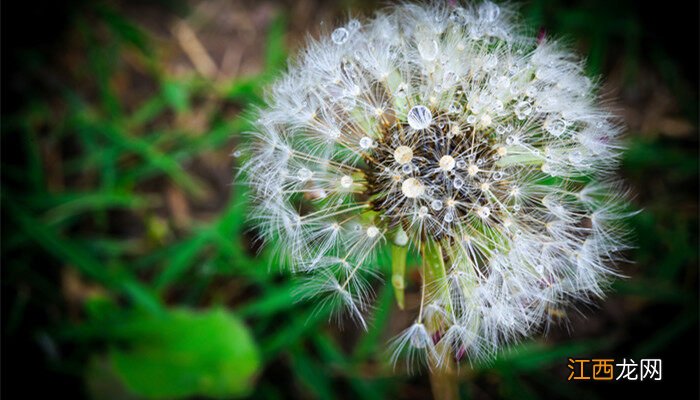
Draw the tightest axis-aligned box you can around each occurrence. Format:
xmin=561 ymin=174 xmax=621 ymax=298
xmin=109 ymin=308 xmax=260 ymax=398
xmin=1 ymin=0 xmax=697 ymax=399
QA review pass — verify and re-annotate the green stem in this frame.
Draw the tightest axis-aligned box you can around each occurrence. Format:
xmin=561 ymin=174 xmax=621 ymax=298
xmin=429 ymin=360 xmax=459 ymax=400
xmin=421 ymin=239 xmax=459 ymax=400
xmin=422 ymin=239 xmax=452 ymax=315
xmin=390 ymin=244 xmax=407 ymax=309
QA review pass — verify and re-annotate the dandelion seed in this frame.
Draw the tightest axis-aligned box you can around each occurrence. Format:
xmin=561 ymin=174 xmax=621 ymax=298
xmin=340 ymin=175 xmax=353 ymax=188
xmin=477 ymin=206 xmax=491 ymax=219
xmin=394 ymin=146 xmax=414 ymax=165
xmin=366 ymin=226 xmax=380 ymax=238
xmin=439 ymin=155 xmax=456 ymax=171
xmin=402 ymin=177 xmax=425 ymax=198
xmin=449 ymin=124 xmax=461 ymax=137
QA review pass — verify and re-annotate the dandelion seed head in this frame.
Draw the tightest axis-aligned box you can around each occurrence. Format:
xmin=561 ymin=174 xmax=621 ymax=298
xmin=242 ymin=1 xmax=632 ymax=366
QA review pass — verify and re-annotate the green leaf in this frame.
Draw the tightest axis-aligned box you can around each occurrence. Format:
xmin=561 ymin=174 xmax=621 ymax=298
xmin=260 ymin=303 xmax=332 ymax=361
xmin=5 ymin=199 xmax=163 ymax=314
xmin=128 ymin=96 xmax=166 ymax=127
xmin=238 ymin=281 xmax=297 ymax=318
xmin=162 ymin=80 xmax=190 ymax=114
xmin=40 ymin=191 xmax=153 ymax=225
xmin=288 ymin=342 xmax=335 ymax=399
xmin=154 ymin=232 xmax=210 ymax=290
xmin=97 ymin=4 xmax=152 ymax=55
xmin=313 ymin=333 xmax=383 ymax=400
xmin=225 ymin=77 xmax=264 ymax=104
xmin=111 ymin=308 xmax=260 ymax=399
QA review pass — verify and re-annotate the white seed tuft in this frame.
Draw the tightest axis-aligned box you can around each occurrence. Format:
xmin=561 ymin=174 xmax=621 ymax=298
xmin=366 ymin=226 xmax=379 ymax=238
xmin=477 ymin=206 xmax=491 ymax=219
xmin=393 ymin=146 xmax=414 ymax=165
xmin=340 ymin=175 xmax=353 ymax=188
xmin=439 ymin=155 xmax=456 ymax=171
xmin=401 ymin=178 xmax=425 ymax=198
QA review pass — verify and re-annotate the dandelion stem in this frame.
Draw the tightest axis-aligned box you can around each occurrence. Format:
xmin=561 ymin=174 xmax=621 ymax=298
xmin=428 ymin=359 xmax=459 ymax=400
xmin=422 ymin=239 xmax=452 ymax=315
xmin=390 ymin=243 xmax=408 ymax=309
xmin=422 ymin=239 xmax=460 ymax=400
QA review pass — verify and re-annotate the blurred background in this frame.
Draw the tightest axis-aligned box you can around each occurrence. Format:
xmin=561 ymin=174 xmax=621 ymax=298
xmin=2 ymin=0 xmax=698 ymax=399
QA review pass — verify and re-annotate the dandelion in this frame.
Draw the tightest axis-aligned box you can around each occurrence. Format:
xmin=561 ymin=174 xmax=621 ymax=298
xmin=241 ymin=1 xmax=633 ymax=370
